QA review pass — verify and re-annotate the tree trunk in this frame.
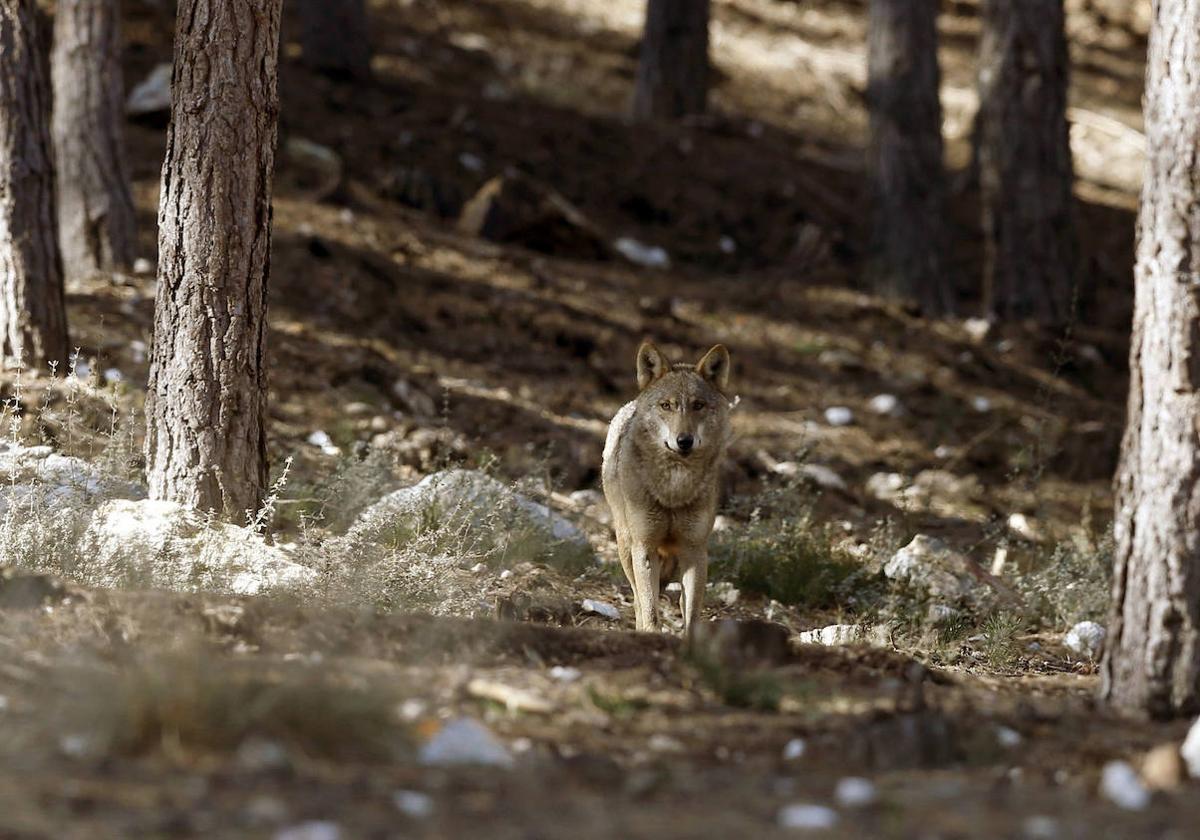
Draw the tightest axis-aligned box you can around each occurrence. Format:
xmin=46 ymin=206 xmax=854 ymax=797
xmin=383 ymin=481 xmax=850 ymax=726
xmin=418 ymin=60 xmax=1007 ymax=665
xmin=631 ymin=0 xmax=710 ymax=121
xmin=296 ymin=0 xmax=371 ymax=80
xmin=145 ymin=0 xmax=282 ymax=522
xmin=865 ymin=0 xmax=953 ymax=315
xmin=977 ymin=0 xmax=1076 ymax=325
xmin=0 ymin=0 xmax=69 ymax=371
xmin=1102 ymin=0 xmax=1200 ymax=720
xmin=51 ymin=0 xmax=137 ymax=284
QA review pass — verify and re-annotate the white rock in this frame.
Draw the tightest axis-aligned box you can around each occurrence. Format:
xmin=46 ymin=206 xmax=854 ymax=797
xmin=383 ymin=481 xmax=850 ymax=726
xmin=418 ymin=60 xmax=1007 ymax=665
xmin=773 ymin=461 xmax=847 ymax=493
xmin=823 ymin=406 xmax=854 ymax=427
xmin=458 ymin=152 xmax=485 ymax=172
xmin=549 ymin=665 xmax=582 ymax=683
xmin=349 ymin=469 xmax=590 ymax=548
xmin=103 ymin=368 xmax=122 ymax=383
xmin=971 ymin=395 xmax=993 ymax=413
xmin=1180 ymin=716 xmax=1200 ymax=778
xmin=1099 ymin=760 xmax=1150 ymax=811
xmin=1064 ymin=621 xmax=1106 ymax=659
xmin=865 ymin=472 xmax=906 ymax=501
xmin=1007 ymin=513 xmax=1041 ymax=542
xmin=78 ymin=499 xmax=316 ymax=595
xmin=777 ymin=804 xmax=838 ymax=831
xmin=834 ymin=777 xmax=877 ymax=809
xmin=719 ymin=236 xmax=737 ymax=254
xmin=499 ymin=569 xmax=513 ymax=580
xmin=614 ymin=237 xmax=670 ymax=269
xmin=995 ymin=726 xmax=1023 ymax=749
xmin=0 ymin=445 xmax=144 ymax=516
xmin=884 ymin=535 xmax=977 ymax=602
xmin=710 ymin=580 xmax=740 ymax=607
xmin=132 ymin=257 xmax=154 ymax=275
xmin=392 ymin=790 xmax=434 ymax=819
xmin=419 ymin=718 xmax=513 ymax=768
xmin=963 ymin=317 xmax=992 ymax=343
xmin=867 ymin=394 xmax=902 ymax=416
xmin=798 ymin=624 xmax=888 ymax=647
xmin=126 ymin=63 xmax=172 ymax=115
xmin=305 ymin=430 xmax=340 ymax=456
xmin=581 ymin=599 xmax=619 ymax=620
xmin=782 ymin=738 xmax=807 ymax=761
xmin=275 ymin=822 xmax=341 ymax=840
xmin=712 ymin=514 xmax=733 ymax=532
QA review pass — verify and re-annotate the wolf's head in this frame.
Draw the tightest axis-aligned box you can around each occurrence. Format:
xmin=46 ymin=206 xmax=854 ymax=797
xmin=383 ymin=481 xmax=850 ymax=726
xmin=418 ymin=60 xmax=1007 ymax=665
xmin=633 ymin=341 xmax=732 ymax=460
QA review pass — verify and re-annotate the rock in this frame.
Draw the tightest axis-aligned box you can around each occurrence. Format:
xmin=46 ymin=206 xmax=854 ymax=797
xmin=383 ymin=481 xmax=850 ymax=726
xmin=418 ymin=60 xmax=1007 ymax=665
xmin=391 ymin=379 xmax=436 ymax=418
xmin=348 ymin=469 xmax=589 ymax=548
xmin=823 ymin=406 xmax=854 ymax=427
xmin=1099 ymin=760 xmax=1150 ymax=811
xmin=1063 ymin=621 xmax=1106 ymax=659
xmin=1022 ymin=816 xmax=1060 ymax=840
xmin=834 ymin=777 xmax=877 ymax=809
xmin=458 ymin=152 xmax=485 ymax=172
xmin=126 ymin=62 xmax=172 ymax=115
xmin=782 ymin=738 xmax=806 ymax=761
xmin=797 ymin=623 xmax=889 ymax=647
xmin=865 ymin=472 xmax=906 ymax=501
xmin=884 ymin=536 xmax=980 ymax=602
xmin=648 ymin=733 xmax=684 ymax=753
xmin=306 ymin=430 xmax=341 ymax=456
xmin=0 ymin=445 xmax=144 ymax=516
xmin=581 ymin=599 xmax=620 ymax=620
xmin=132 ymin=257 xmax=154 ymax=276
xmin=1141 ymin=743 xmax=1184 ymax=791
xmin=614 ymin=237 xmax=670 ymax=269
xmin=995 ymin=726 xmax=1023 ymax=749
xmin=971 ymin=395 xmax=993 ymax=413
xmin=867 ymin=394 xmax=903 ymax=417
xmin=549 ymin=665 xmax=582 ymax=683
xmin=963 ymin=317 xmax=993 ymax=343
xmin=274 ymin=822 xmax=341 ymax=840
xmin=1181 ymin=716 xmax=1200 ymax=778
xmin=419 ymin=718 xmax=514 ymax=768
xmin=282 ymin=138 xmax=342 ymax=200
xmin=777 ymin=804 xmax=838 ymax=831
xmin=77 ymin=499 xmax=316 ymax=594
xmin=817 ymin=348 xmax=861 ymax=370
xmin=392 ymin=790 xmax=434 ymax=819
xmin=710 ymin=580 xmax=740 ymax=607
xmin=772 ymin=461 xmax=848 ymax=493
xmin=1007 ymin=513 xmax=1041 ymax=542
xmin=901 ymin=470 xmax=987 ymax=521
xmin=467 ymin=678 xmax=555 ymax=714
xmin=925 ymin=604 xmax=961 ymax=626
xmin=719 ymin=235 xmax=737 ymax=254
xmin=458 ymin=170 xmax=610 ymax=260
xmin=711 ymin=514 xmax=733 ymax=532
xmin=371 ymin=427 xmax=469 ymax=472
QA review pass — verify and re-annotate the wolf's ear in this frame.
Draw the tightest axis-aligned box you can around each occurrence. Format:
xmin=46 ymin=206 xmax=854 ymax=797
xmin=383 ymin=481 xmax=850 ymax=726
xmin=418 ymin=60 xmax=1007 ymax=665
xmin=696 ymin=344 xmax=730 ymax=392
xmin=637 ymin=341 xmax=669 ymax=390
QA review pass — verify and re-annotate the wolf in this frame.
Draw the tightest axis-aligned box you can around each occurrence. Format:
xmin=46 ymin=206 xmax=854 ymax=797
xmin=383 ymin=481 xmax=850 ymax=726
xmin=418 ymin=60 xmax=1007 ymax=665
xmin=602 ymin=341 xmax=733 ymax=634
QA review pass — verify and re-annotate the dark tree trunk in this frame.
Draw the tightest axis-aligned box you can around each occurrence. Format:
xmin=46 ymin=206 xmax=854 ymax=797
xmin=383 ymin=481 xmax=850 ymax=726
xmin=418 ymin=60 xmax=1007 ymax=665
xmin=977 ymin=0 xmax=1076 ymax=325
xmin=296 ymin=0 xmax=371 ymax=80
xmin=1102 ymin=0 xmax=1200 ymax=720
xmin=0 ymin=0 xmax=69 ymax=370
xmin=865 ymin=0 xmax=953 ymax=315
xmin=631 ymin=0 xmax=710 ymax=120
xmin=145 ymin=0 xmax=281 ymax=522
xmin=51 ymin=0 xmax=137 ymax=283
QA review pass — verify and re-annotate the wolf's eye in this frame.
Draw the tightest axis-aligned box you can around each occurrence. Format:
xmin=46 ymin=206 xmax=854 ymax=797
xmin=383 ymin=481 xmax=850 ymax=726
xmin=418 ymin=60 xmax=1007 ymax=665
xmin=660 ymin=401 xmax=673 ymax=411
xmin=692 ymin=400 xmax=706 ymax=411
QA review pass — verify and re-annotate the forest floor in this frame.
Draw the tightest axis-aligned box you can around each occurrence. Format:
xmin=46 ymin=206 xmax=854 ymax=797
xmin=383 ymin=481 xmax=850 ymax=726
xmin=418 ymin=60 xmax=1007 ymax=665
xmin=2 ymin=0 xmax=1194 ymax=837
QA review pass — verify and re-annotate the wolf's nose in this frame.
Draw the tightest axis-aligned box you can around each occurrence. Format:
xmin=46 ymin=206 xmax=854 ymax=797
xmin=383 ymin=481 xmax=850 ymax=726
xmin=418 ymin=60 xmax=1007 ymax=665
xmin=676 ymin=434 xmax=694 ymax=453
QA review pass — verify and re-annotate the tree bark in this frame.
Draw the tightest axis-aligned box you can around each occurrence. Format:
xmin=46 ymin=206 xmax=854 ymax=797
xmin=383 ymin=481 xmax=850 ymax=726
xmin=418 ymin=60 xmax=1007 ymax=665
xmin=51 ymin=0 xmax=137 ymax=283
xmin=295 ymin=0 xmax=371 ymax=80
xmin=1102 ymin=0 xmax=1200 ymax=720
xmin=631 ymin=0 xmax=710 ymax=121
xmin=145 ymin=0 xmax=282 ymax=523
xmin=865 ymin=0 xmax=953 ymax=316
xmin=0 ymin=0 xmax=69 ymax=370
xmin=977 ymin=0 xmax=1077 ymax=325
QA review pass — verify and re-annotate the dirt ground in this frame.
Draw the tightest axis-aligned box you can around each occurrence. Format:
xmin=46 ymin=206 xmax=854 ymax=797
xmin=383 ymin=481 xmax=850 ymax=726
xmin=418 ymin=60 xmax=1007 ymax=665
xmin=2 ymin=0 xmax=1192 ymax=837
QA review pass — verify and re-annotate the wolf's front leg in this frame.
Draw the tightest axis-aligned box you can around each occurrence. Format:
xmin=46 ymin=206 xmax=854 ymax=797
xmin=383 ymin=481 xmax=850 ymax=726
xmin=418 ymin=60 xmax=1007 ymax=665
xmin=630 ymin=543 xmax=660 ymax=632
xmin=679 ymin=550 xmax=708 ymax=636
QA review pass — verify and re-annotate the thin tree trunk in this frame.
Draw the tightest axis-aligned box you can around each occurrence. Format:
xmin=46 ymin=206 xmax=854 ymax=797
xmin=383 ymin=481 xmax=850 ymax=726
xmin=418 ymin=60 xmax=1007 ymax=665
xmin=631 ymin=0 xmax=710 ymax=121
xmin=1102 ymin=0 xmax=1200 ymax=720
xmin=977 ymin=0 xmax=1076 ymax=325
xmin=51 ymin=0 xmax=137 ymax=283
xmin=145 ymin=0 xmax=282 ymax=522
xmin=865 ymin=0 xmax=953 ymax=315
xmin=0 ymin=0 xmax=69 ymax=370
xmin=296 ymin=0 xmax=371 ymax=80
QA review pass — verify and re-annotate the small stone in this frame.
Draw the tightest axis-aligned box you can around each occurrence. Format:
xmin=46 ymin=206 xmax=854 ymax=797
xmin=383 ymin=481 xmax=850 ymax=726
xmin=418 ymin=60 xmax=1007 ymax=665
xmin=964 ymin=318 xmax=992 ymax=343
xmin=126 ymin=63 xmax=172 ymax=115
xmin=1007 ymin=513 xmax=1041 ymax=542
xmin=971 ymin=395 xmax=993 ymax=413
xmin=392 ymin=790 xmax=434 ymax=819
xmin=777 ymin=804 xmax=838 ymax=831
xmin=133 ymin=257 xmax=154 ymax=275
xmin=236 ymin=738 xmax=289 ymax=772
xmin=1022 ymin=815 xmax=1059 ymax=840
xmin=306 ymin=430 xmax=341 ymax=456
xmin=710 ymin=580 xmax=740 ymax=606
xmin=419 ymin=718 xmax=514 ymax=768
xmin=458 ymin=152 xmax=485 ymax=172
xmin=549 ymin=665 xmax=581 ymax=683
xmin=274 ymin=822 xmax=340 ymax=840
xmin=995 ymin=726 xmax=1023 ymax=749
xmin=343 ymin=402 xmax=373 ymax=417
xmin=798 ymin=624 xmax=887 ymax=647
xmin=581 ymin=599 xmax=620 ymax=620
xmin=103 ymin=368 xmax=122 ymax=383
xmin=712 ymin=514 xmax=733 ymax=532
xmin=1064 ymin=621 xmax=1106 ymax=659
xmin=782 ymin=738 xmax=807 ymax=761
xmin=470 ymin=562 xmax=487 ymax=574
xmin=499 ymin=569 xmax=513 ymax=580
xmin=834 ymin=777 xmax=877 ymax=809
xmin=1100 ymin=761 xmax=1150 ymax=810
xmin=867 ymin=394 xmax=902 ymax=416
xmin=648 ymin=733 xmax=684 ymax=753
xmin=1142 ymin=742 xmax=1184 ymax=791
xmin=614 ymin=237 xmax=670 ymax=269
xmin=719 ymin=236 xmax=737 ymax=254
xmin=866 ymin=472 xmax=906 ymax=500
xmin=823 ymin=406 xmax=854 ymax=427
